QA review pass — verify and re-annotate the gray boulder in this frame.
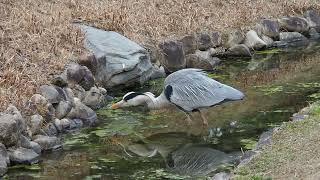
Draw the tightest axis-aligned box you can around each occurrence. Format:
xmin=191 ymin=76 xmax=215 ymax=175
xmin=225 ymin=29 xmax=245 ymax=48
xmin=29 ymin=114 xmax=43 ymax=136
xmin=0 ymin=159 xmax=7 ymax=177
xmin=83 ymin=86 xmax=105 ymax=109
xmin=309 ymin=28 xmax=320 ymax=39
xmin=53 ymin=119 xmax=63 ymax=132
xmin=67 ymin=98 xmax=98 ymax=125
xmin=19 ymin=135 xmax=32 ymax=149
xmin=33 ymin=135 xmax=61 ymax=151
xmin=186 ymin=50 xmax=220 ymax=70
xmin=64 ymin=62 xmax=95 ymax=91
xmin=39 ymin=85 xmax=62 ymax=104
xmin=51 ymin=74 xmax=68 ymax=88
xmin=197 ymin=33 xmax=213 ymax=51
xmin=80 ymin=25 xmax=156 ymax=88
xmin=43 ymin=123 xmax=58 ymax=137
xmin=244 ymin=30 xmax=267 ymax=50
xmin=159 ymin=40 xmax=186 ymax=72
xmin=69 ymin=119 xmax=84 ymax=129
xmin=279 ymin=32 xmax=308 ymax=42
xmin=0 ymin=144 xmax=9 ymax=165
xmin=179 ymin=35 xmax=197 ymax=54
xmin=261 ymin=35 xmax=274 ymax=46
xmin=0 ymin=143 xmax=9 ymax=176
xmin=30 ymin=141 xmax=42 ymax=154
xmin=55 ymin=100 xmax=72 ymax=119
xmin=0 ymin=113 xmax=20 ymax=147
xmin=60 ymin=118 xmax=71 ymax=130
xmin=260 ymin=19 xmax=280 ymax=39
xmin=227 ymin=44 xmax=252 ymax=57
xmin=212 ymin=31 xmax=222 ymax=47
xmin=8 ymin=147 xmax=39 ymax=164
xmin=278 ymin=17 xmax=309 ymax=33
xmin=304 ymin=10 xmax=320 ymax=32
xmin=5 ymin=105 xmax=26 ymax=134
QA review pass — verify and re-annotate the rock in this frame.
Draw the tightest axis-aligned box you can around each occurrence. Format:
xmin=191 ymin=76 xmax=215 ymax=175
xmin=309 ymin=28 xmax=320 ymax=39
xmin=261 ymin=35 xmax=274 ymax=46
xmin=78 ymin=54 xmax=98 ymax=74
xmin=98 ymin=87 xmax=107 ymax=95
xmin=67 ymin=98 xmax=98 ymax=125
xmin=0 ymin=143 xmax=9 ymax=176
xmin=51 ymin=74 xmax=68 ymax=87
xmin=0 ymin=160 xmax=7 ymax=177
xmin=33 ymin=135 xmax=61 ymax=151
xmin=304 ymin=10 xmax=320 ymax=32
xmin=83 ymin=86 xmax=105 ymax=109
xmin=72 ymin=85 xmax=86 ymax=101
xmin=55 ymin=100 xmax=72 ymax=119
xmin=29 ymin=94 xmax=56 ymax=122
xmin=211 ymin=172 xmax=231 ymax=180
xmin=8 ymin=148 xmax=39 ymax=164
xmin=179 ymin=35 xmax=197 ymax=54
xmin=39 ymin=85 xmax=62 ymax=104
xmin=244 ymin=30 xmax=267 ymax=50
xmin=0 ymin=144 xmax=9 ymax=164
xmin=279 ymin=32 xmax=308 ymax=42
xmin=30 ymin=141 xmax=42 ymax=154
xmin=0 ymin=113 xmax=20 ymax=147
xmin=278 ymin=16 xmax=309 ymax=33
xmin=43 ymin=123 xmax=58 ymax=136
xmin=5 ymin=105 xmax=26 ymax=134
xmin=211 ymin=47 xmax=226 ymax=56
xmin=211 ymin=31 xmax=222 ymax=47
xmin=197 ymin=33 xmax=213 ymax=50
xmin=64 ymin=62 xmax=95 ymax=91
xmin=30 ymin=114 xmax=43 ymax=135
xmin=225 ymin=29 xmax=245 ymax=48
xmin=63 ymin=87 xmax=75 ymax=101
xmin=79 ymin=25 xmax=155 ymax=88
xmin=186 ymin=50 xmax=221 ymax=70
xmin=159 ymin=40 xmax=186 ymax=72
xmin=69 ymin=119 xmax=84 ymax=129
xmin=19 ymin=135 xmax=32 ymax=149
xmin=80 ymin=66 xmax=95 ymax=91
xmin=227 ymin=44 xmax=252 ymax=57
xmin=60 ymin=118 xmax=71 ymax=130
xmin=239 ymin=150 xmax=257 ymax=165
xmin=54 ymin=119 xmax=63 ymax=132
xmin=260 ymin=19 xmax=280 ymax=39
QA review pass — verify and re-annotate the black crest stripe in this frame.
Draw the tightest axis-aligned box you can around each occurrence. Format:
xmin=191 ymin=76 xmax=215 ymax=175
xmin=123 ymin=92 xmax=144 ymax=101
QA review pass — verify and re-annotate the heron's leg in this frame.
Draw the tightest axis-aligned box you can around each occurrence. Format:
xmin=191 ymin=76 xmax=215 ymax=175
xmin=198 ymin=109 xmax=208 ymax=126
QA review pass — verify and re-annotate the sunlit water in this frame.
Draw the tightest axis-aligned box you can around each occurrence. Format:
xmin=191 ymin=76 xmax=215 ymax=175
xmin=5 ymin=41 xmax=320 ymax=179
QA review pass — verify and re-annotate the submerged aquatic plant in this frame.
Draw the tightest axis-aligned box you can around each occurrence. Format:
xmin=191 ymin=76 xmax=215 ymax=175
xmin=254 ymin=85 xmax=283 ymax=96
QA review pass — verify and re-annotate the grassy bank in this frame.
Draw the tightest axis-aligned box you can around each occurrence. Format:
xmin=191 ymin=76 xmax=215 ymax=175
xmin=1 ymin=0 xmax=320 ymax=111
xmin=234 ymin=102 xmax=320 ymax=179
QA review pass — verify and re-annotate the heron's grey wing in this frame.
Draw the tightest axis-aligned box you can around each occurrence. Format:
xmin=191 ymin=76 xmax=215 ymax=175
xmin=164 ymin=69 xmax=244 ymax=111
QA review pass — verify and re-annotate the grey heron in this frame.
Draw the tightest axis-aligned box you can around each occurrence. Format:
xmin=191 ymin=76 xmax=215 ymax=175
xmin=111 ymin=68 xmax=244 ymax=126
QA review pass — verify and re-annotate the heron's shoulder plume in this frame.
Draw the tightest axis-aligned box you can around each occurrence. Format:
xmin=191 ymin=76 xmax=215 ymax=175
xmin=123 ymin=92 xmax=144 ymax=101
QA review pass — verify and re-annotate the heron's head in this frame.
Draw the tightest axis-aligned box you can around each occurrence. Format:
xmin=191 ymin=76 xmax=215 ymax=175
xmin=111 ymin=92 xmax=155 ymax=109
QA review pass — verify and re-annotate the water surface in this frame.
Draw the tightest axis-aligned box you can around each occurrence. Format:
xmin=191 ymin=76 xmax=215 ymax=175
xmin=5 ymin=41 xmax=320 ymax=179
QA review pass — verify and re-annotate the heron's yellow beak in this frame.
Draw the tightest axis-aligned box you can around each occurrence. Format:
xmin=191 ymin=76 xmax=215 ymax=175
xmin=111 ymin=101 xmax=123 ymax=109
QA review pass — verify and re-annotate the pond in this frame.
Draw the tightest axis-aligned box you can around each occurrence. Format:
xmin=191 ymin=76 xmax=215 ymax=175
xmin=5 ymin=41 xmax=320 ymax=179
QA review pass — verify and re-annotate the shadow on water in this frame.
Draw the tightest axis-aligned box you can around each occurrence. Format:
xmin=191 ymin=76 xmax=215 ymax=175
xmin=5 ymin=41 xmax=320 ymax=179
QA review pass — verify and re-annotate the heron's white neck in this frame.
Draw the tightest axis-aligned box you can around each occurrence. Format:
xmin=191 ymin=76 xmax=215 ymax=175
xmin=144 ymin=93 xmax=171 ymax=110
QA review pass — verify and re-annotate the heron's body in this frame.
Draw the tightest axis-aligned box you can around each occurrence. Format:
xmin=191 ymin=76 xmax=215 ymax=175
xmin=112 ymin=68 xmax=244 ymax=125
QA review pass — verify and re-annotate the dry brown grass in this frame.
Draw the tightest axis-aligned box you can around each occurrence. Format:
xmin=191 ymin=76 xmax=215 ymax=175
xmin=1 ymin=0 xmax=319 ymax=111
